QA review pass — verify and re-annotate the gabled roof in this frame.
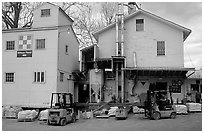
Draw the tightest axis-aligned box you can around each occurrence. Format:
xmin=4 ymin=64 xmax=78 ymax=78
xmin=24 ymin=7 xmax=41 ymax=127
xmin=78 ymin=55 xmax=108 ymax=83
xmin=34 ymin=2 xmax=74 ymax=23
xmin=93 ymin=9 xmax=191 ymax=42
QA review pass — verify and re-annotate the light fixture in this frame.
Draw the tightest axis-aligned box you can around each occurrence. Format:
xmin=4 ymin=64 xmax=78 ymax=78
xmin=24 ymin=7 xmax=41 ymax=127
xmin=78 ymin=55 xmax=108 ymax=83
xmin=67 ymin=27 xmax=71 ymax=34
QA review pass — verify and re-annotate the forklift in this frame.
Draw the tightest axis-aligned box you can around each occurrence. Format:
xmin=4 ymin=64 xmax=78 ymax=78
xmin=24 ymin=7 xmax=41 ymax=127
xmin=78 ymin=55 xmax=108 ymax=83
xmin=144 ymin=90 xmax=176 ymax=120
xmin=47 ymin=93 xmax=76 ymax=126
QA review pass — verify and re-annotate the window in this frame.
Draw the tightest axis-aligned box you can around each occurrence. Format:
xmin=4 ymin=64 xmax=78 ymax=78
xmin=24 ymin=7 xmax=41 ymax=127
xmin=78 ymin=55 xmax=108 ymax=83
xmin=41 ymin=9 xmax=50 ymax=17
xmin=136 ymin=19 xmax=144 ymax=31
xmin=65 ymin=45 xmax=68 ymax=54
xmin=5 ymin=73 xmax=15 ymax=83
xmin=6 ymin=41 xmax=15 ymax=50
xmin=60 ymin=72 xmax=64 ymax=82
xmin=157 ymin=41 xmax=165 ymax=56
xmin=34 ymin=71 xmax=45 ymax=83
xmin=36 ymin=39 xmax=45 ymax=49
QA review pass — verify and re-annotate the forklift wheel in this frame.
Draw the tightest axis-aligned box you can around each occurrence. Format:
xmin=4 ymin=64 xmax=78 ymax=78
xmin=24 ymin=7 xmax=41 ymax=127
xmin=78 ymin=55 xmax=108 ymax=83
xmin=72 ymin=115 xmax=76 ymax=123
xmin=60 ymin=118 xmax=67 ymax=126
xmin=47 ymin=120 xmax=51 ymax=125
xmin=170 ymin=112 xmax=176 ymax=119
xmin=152 ymin=111 xmax=161 ymax=120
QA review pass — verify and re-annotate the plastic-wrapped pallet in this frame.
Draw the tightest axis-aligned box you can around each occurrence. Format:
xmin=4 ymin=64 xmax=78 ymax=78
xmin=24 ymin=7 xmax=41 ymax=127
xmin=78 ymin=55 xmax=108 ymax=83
xmin=18 ymin=110 xmax=37 ymax=121
xmin=108 ymin=106 xmax=118 ymax=116
xmin=175 ymin=105 xmax=188 ymax=114
xmin=3 ymin=106 xmax=22 ymax=118
xmin=133 ymin=106 xmax=144 ymax=114
xmin=186 ymin=103 xmax=202 ymax=112
xmin=39 ymin=109 xmax=48 ymax=121
xmin=86 ymin=111 xmax=93 ymax=119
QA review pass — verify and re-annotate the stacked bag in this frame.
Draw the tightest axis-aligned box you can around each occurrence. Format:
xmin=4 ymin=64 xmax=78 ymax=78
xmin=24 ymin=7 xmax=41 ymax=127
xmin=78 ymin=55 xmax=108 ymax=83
xmin=175 ymin=105 xmax=188 ymax=114
xmin=17 ymin=110 xmax=38 ymax=121
xmin=39 ymin=109 xmax=49 ymax=121
xmin=2 ymin=106 xmax=23 ymax=118
xmin=133 ymin=106 xmax=145 ymax=114
xmin=186 ymin=103 xmax=202 ymax=112
xmin=108 ymin=107 xmax=118 ymax=116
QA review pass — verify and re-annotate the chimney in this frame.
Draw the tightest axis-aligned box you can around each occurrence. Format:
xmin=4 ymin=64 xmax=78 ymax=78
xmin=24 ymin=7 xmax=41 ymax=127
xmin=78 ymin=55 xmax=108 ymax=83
xmin=128 ymin=2 xmax=136 ymax=14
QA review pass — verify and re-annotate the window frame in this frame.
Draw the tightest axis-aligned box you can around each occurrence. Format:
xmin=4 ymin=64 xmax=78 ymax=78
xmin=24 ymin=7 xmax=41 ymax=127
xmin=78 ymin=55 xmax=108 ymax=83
xmin=6 ymin=41 xmax=15 ymax=51
xmin=36 ymin=39 xmax=46 ymax=50
xmin=41 ymin=9 xmax=50 ymax=17
xmin=136 ymin=19 xmax=144 ymax=31
xmin=60 ymin=72 xmax=64 ymax=82
xmin=157 ymin=41 xmax=165 ymax=56
xmin=33 ymin=71 xmax=46 ymax=83
xmin=65 ymin=45 xmax=68 ymax=55
xmin=5 ymin=72 xmax=15 ymax=83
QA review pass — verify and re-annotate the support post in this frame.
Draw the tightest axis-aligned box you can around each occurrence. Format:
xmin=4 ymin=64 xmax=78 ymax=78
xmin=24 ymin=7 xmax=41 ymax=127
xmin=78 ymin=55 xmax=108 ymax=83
xmin=116 ymin=15 xmax=119 ymax=56
xmin=115 ymin=63 xmax=119 ymax=100
xmin=121 ymin=63 xmax=125 ymax=103
xmin=121 ymin=3 xmax=124 ymax=56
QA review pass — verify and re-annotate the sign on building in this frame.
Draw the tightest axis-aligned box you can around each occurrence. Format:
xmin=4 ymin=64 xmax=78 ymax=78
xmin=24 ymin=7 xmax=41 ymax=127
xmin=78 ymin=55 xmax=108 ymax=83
xmin=17 ymin=35 xmax=32 ymax=57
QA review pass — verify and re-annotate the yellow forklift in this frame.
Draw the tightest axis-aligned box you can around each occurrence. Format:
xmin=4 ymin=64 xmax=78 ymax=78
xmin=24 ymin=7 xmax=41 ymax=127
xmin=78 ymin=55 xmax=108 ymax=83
xmin=47 ymin=93 xmax=76 ymax=126
xmin=145 ymin=90 xmax=176 ymax=120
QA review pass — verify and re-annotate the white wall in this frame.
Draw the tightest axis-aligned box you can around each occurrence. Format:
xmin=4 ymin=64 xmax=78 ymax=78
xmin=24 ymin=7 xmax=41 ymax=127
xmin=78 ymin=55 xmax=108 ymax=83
xmin=33 ymin=3 xmax=59 ymax=28
xmin=98 ymin=28 xmax=116 ymax=58
xmin=58 ymin=10 xmax=73 ymax=26
xmin=57 ymin=26 xmax=79 ymax=95
xmin=2 ymin=29 xmax=58 ymax=107
xmin=125 ymin=13 xmax=184 ymax=68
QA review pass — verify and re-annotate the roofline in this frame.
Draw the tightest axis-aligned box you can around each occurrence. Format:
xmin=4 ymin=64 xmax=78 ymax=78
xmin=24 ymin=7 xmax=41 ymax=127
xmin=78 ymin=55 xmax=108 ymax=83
xmin=122 ymin=67 xmax=195 ymax=71
xmin=34 ymin=2 xmax=74 ymax=23
xmin=2 ymin=25 xmax=71 ymax=33
xmin=93 ymin=9 xmax=191 ymax=42
xmin=80 ymin=44 xmax=95 ymax=52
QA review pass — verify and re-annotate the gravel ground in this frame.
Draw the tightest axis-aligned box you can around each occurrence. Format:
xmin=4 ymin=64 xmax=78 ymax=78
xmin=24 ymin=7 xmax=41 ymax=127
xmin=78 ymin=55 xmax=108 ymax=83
xmin=2 ymin=113 xmax=202 ymax=131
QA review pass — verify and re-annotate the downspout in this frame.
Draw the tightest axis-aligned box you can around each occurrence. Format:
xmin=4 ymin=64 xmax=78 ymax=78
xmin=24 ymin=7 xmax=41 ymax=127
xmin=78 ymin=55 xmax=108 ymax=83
xmin=56 ymin=31 xmax=60 ymax=93
xmin=120 ymin=3 xmax=125 ymax=103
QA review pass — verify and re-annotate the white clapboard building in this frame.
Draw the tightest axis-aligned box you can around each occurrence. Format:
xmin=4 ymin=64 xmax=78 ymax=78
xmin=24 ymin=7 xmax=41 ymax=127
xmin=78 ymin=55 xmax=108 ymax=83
xmin=2 ymin=2 xmax=79 ymax=107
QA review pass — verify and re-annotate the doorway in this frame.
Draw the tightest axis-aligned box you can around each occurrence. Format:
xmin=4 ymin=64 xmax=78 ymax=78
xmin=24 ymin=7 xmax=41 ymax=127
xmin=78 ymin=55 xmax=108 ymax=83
xmin=156 ymin=82 xmax=167 ymax=91
xmin=78 ymin=84 xmax=89 ymax=103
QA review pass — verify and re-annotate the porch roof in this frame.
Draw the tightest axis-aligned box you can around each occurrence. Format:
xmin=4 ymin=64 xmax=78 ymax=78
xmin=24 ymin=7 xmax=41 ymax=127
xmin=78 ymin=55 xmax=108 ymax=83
xmin=122 ymin=67 xmax=195 ymax=78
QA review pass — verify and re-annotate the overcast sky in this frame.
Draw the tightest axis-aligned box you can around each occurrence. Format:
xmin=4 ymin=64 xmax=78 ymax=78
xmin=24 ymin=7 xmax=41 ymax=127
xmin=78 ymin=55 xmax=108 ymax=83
xmin=136 ymin=2 xmax=202 ymax=70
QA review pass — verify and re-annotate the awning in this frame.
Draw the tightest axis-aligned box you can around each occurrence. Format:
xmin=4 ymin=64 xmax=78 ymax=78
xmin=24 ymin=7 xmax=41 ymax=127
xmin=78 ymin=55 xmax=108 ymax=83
xmin=122 ymin=67 xmax=195 ymax=78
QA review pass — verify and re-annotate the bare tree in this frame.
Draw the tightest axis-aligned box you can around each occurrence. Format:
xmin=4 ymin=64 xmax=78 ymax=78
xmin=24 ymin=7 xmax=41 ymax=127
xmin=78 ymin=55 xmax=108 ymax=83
xmin=100 ymin=2 xmax=117 ymax=26
xmin=2 ymin=2 xmax=22 ymax=29
xmin=2 ymin=2 xmax=42 ymax=29
xmin=73 ymin=4 xmax=98 ymax=46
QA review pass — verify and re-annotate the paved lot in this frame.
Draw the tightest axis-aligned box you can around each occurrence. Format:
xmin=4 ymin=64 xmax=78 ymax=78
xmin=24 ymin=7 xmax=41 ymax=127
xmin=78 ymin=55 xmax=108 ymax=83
xmin=2 ymin=113 xmax=202 ymax=131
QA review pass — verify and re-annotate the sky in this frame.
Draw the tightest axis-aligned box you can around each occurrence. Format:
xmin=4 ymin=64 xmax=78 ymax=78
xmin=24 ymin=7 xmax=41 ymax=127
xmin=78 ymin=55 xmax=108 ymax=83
xmin=136 ymin=2 xmax=202 ymax=70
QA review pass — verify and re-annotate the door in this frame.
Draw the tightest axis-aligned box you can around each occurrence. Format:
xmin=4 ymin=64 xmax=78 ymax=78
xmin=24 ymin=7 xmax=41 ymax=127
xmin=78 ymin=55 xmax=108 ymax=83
xmin=78 ymin=84 xmax=89 ymax=103
xmin=156 ymin=82 xmax=167 ymax=91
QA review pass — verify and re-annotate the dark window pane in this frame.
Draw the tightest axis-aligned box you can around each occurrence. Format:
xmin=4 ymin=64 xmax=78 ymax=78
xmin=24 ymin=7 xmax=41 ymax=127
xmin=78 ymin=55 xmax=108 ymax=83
xmin=41 ymin=72 xmax=44 ymax=82
xmin=37 ymin=72 xmax=40 ymax=82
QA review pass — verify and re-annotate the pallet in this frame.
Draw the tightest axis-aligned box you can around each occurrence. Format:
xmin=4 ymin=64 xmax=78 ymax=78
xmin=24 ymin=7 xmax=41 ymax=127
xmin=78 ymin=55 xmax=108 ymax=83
xmin=96 ymin=115 xmax=109 ymax=119
xmin=17 ymin=118 xmax=35 ymax=122
xmin=176 ymin=113 xmax=188 ymax=115
xmin=188 ymin=111 xmax=202 ymax=113
xmin=2 ymin=116 xmax=17 ymax=119
xmin=39 ymin=119 xmax=47 ymax=121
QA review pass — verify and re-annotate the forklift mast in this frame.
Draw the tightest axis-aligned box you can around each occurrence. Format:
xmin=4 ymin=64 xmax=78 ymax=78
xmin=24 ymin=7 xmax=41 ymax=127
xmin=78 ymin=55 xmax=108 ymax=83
xmin=50 ymin=93 xmax=73 ymax=109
